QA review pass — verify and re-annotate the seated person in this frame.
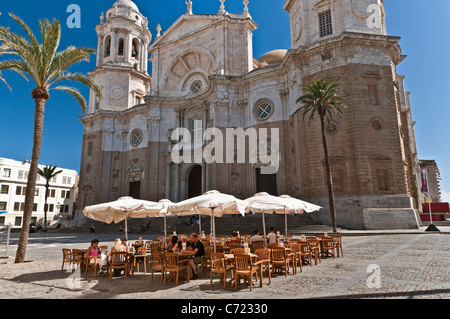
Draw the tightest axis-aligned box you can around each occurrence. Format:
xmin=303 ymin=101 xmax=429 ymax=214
xmin=87 ymin=239 xmax=100 ymax=258
xmin=109 ymin=238 xmax=125 ymax=255
xmin=171 ymin=235 xmax=191 ymax=252
xmin=267 ymin=227 xmax=277 ymax=244
xmin=181 ymin=233 xmax=205 ymax=280
xmin=249 ymin=229 xmax=264 ymax=246
xmin=109 ymin=238 xmax=126 ymax=277
xmin=229 ymin=232 xmax=241 ymax=243
xmin=167 ymin=236 xmax=179 ymax=252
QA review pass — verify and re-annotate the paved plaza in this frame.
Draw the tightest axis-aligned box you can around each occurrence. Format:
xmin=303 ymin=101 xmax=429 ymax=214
xmin=0 ymin=230 xmax=449 ymax=299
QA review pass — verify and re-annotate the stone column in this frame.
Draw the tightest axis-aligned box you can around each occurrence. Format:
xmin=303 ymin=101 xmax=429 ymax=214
xmin=165 ymin=160 xmax=172 ymax=199
xmin=125 ymin=30 xmax=132 ymax=64
xmin=142 ymin=40 xmax=148 ymax=73
xmin=96 ymin=36 xmax=103 ymax=67
xmin=110 ymin=29 xmax=116 ymax=61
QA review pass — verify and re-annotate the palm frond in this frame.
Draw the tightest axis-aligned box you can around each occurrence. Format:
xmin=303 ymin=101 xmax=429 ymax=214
xmin=50 ymin=85 xmax=87 ymax=113
xmin=294 ymin=79 xmax=349 ymax=125
xmin=49 ymin=72 xmax=103 ymax=99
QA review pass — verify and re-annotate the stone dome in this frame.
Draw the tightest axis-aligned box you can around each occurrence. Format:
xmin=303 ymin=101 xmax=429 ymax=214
xmin=257 ymin=49 xmax=288 ymax=64
xmin=113 ymin=0 xmax=139 ymax=12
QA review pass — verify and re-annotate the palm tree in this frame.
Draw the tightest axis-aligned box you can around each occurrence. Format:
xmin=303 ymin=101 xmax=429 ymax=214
xmin=0 ymin=14 xmax=103 ymax=263
xmin=37 ymin=165 xmax=62 ymax=227
xmin=294 ymin=79 xmax=348 ymax=233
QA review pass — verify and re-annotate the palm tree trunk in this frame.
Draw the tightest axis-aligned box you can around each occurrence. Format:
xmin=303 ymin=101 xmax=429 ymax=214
xmin=320 ymin=115 xmax=337 ymax=233
xmin=15 ymin=90 xmax=47 ymax=263
xmin=44 ymin=183 xmax=49 ymax=226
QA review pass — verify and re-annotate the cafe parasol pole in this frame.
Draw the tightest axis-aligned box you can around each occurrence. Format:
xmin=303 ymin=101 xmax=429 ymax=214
xmin=285 ymin=209 xmax=288 ymax=238
xmin=262 ymin=211 xmax=266 ymax=248
xmin=211 ymin=206 xmax=217 ymax=252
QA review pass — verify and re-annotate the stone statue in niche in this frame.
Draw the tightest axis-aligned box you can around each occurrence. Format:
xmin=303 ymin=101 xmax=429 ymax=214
xmin=127 ymin=159 xmax=143 ymax=182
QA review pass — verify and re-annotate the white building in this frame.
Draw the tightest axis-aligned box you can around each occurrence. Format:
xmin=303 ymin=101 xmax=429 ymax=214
xmin=0 ymin=157 xmax=78 ymax=228
xmin=76 ymin=0 xmax=423 ymax=230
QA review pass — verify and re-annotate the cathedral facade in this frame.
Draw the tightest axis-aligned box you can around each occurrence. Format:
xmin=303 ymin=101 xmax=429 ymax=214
xmin=75 ymin=0 xmax=423 ymax=230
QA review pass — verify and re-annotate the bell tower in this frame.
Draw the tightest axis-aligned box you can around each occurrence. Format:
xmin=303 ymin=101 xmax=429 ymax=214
xmin=283 ymin=0 xmax=387 ymax=48
xmin=88 ymin=0 xmax=152 ymax=113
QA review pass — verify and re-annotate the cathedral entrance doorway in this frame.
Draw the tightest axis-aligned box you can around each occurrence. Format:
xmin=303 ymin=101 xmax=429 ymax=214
xmin=129 ymin=181 xmax=141 ymax=199
xmin=188 ymin=165 xmax=202 ymax=198
xmin=256 ymin=167 xmax=277 ymax=195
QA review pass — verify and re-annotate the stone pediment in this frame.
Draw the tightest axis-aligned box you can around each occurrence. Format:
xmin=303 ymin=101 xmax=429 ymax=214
xmin=149 ymin=15 xmax=222 ymax=49
xmin=312 ymin=0 xmax=336 ymax=11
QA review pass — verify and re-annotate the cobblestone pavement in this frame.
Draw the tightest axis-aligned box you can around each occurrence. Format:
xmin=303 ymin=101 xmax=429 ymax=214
xmin=0 ymin=232 xmax=449 ymax=299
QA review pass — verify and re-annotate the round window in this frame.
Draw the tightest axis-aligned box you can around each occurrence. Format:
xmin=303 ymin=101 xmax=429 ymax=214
xmin=130 ymin=129 xmax=143 ymax=147
xmin=191 ymin=81 xmax=202 ymax=94
xmin=372 ymin=118 xmax=383 ymax=131
xmin=326 ymin=121 xmax=338 ymax=134
xmin=255 ymin=100 xmax=274 ymax=121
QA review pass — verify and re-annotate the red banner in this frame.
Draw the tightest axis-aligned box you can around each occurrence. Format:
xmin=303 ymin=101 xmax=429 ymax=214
xmin=420 ymin=166 xmax=428 ymax=193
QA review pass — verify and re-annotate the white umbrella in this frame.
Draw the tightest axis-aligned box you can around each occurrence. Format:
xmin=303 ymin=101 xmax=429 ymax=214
xmin=83 ymin=196 xmax=163 ymax=241
xmin=167 ymin=190 xmax=248 ymax=252
xmin=245 ymin=192 xmax=287 ymax=246
xmin=278 ymin=195 xmax=322 ymax=237
xmin=157 ymin=199 xmax=176 ymax=246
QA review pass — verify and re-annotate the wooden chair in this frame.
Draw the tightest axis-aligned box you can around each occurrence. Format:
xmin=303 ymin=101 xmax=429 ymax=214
xmin=61 ymin=249 xmax=72 ymax=273
xmin=164 ymin=252 xmax=191 ymax=286
xmin=202 ymin=240 xmax=211 ymax=247
xmin=201 ymin=245 xmax=213 ymax=278
xmin=109 ymin=252 xmax=129 ymax=280
xmin=145 ymin=241 xmax=152 ymax=251
xmin=271 ymin=248 xmax=291 ymax=277
xmin=71 ymin=249 xmax=83 ymax=272
xmin=150 ymin=251 xmax=165 ymax=283
xmin=250 ymin=240 xmax=264 ymax=253
xmin=268 ymin=243 xmax=280 ymax=249
xmin=213 ymin=244 xmax=224 ymax=253
xmin=299 ymin=242 xmax=313 ymax=266
xmin=228 ymin=242 xmax=241 ymax=249
xmin=210 ymin=253 xmax=234 ymax=289
xmin=306 ymin=238 xmax=322 ymax=265
xmin=285 ymin=247 xmax=297 ymax=274
xmin=331 ymin=235 xmax=343 ymax=257
xmin=286 ymin=244 xmax=302 ymax=273
xmin=233 ymin=254 xmax=259 ymax=291
xmin=255 ymin=249 xmax=271 ymax=286
xmin=321 ymin=238 xmax=336 ymax=259
xmin=85 ymin=254 xmax=100 ymax=277
xmin=150 ymin=243 xmax=161 ymax=253
xmin=289 ymin=239 xmax=303 ymax=244
xmin=132 ymin=247 xmax=147 ymax=274
xmin=230 ymin=248 xmax=245 ymax=254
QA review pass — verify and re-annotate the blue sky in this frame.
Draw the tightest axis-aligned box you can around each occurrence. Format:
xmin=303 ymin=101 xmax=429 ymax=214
xmin=0 ymin=0 xmax=449 ymax=202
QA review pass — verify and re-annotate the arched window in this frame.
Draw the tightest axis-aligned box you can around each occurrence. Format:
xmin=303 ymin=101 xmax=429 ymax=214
xmin=132 ymin=38 xmax=139 ymax=59
xmin=104 ymin=36 xmax=111 ymax=58
xmin=118 ymin=38 xmax=124 ymax=56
